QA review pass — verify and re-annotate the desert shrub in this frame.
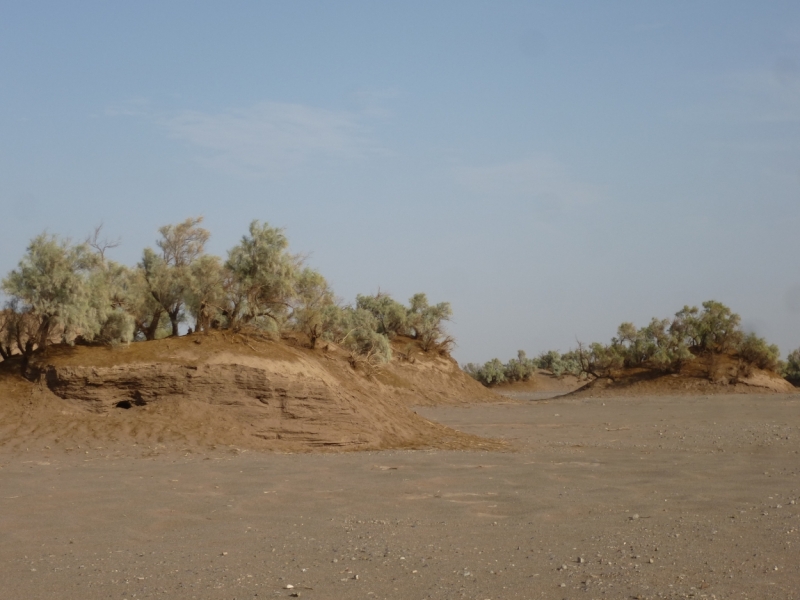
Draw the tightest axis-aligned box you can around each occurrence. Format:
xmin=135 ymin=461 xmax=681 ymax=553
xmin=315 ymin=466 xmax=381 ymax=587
xmin=575 ymin=341 xmax=624 ymax=379
xmin=356 ymin=292 xmax=408 ymax=337
xmin=783 ymin=348 xmax=800 ymax=381
xmin=504 ymin=350 xmax=536 ymax=382
xmin=406 ymin=293 xmax=453 ymax=352
xmin=140 ymin=217 xmax=211 ymax=337
xmin=291 ymin=268 xmax=336 ymax=348
xmin=1 ymin=233 xmax=102 ymax=358
xmin=536 ymin=349 xmax=583 ymax=377
xmin=322 ymin=306 xmax=392 ymax=365
xmin=737 ymin=333 xmax=780 ymax=372
xmin=612 ymin=318 xmax=693 ymax=373
xmin=672 ymin=301 xmax=743 ymax=354
xmin=223 ymin=220 xmax=300 ymax=331
xmin=97 ymin=309 xmax=135 ymax=345
xmin=463 ymin=358 xmax=507 ymax=386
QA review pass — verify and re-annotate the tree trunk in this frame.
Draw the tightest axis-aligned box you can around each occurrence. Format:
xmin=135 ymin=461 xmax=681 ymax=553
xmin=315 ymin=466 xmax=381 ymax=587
xmin=169 ymin=311 xmax=180 ymax=337
xmin=145 ymin=307 xmax=163 ymax=341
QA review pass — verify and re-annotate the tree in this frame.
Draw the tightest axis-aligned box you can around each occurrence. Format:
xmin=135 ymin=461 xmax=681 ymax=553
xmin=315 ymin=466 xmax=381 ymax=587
xmin=576 ymin=341 xmax=624 ymax=379
xmin=784 ymin=348 xmax=800 ymax=382
xmin=504 ymin=350 xmax=536 ymax=382
xmin=140 ymin=217 xmax=210 ymax=337
xmin=463 ymin=358 xmax=507 ymax=386
xmin=673 ymin=301 xmax=742 ymax=353
xmin=291 ymin=268 xmax=335 ymax=348
xmin=737 ymin=333 xmax=780 ymax=372
xmin=185 ymin=255 xmax=226 ymax=332
xmin=223 ymin=220 xmax=299 ymax=330
xmin=356 ymin=292 xmax=408 ymax=337
xmin=405 ymin=293 xmax=453 ymax=352
xmin=1 ymin=233 xmax=101 ymax=361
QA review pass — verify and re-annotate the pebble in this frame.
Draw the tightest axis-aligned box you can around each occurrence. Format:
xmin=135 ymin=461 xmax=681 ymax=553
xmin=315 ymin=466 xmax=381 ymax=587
xmin=631 ymin=514 xmax=640 ymax=520
xmin=284 ymin=584 xmax=294 ymax=589
xmin=577 ymin=557 xmax=585 ymax=564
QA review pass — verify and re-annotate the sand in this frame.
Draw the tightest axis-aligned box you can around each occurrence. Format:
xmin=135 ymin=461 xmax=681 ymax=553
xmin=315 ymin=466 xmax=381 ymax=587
xmin=2 ymin=392 xmax=799 ymax=599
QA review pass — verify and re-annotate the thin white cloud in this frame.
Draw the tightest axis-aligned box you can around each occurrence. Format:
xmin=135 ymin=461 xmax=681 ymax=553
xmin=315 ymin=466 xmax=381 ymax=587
xmin=454 ymin=155 xmax=603 ymax=211
xmin=160 ymin=102 xmax=378 ymax=178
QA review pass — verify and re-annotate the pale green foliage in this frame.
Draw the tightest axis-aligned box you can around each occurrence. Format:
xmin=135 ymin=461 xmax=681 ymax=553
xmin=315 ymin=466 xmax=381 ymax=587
xmin=120 ymin=266 xmax=170 ymax=341
xmin=784 ymin=348 xmax=800 ymax=381
xmin=185 ymin=254 xmax=226 ymax=332
xmin=535 ymin=349 xmax=582 ymax=377
xmin=140 ymin=217 xmax=210 ymax=337
xmin=737 ymin=333 xmax=780 ymax=372
xmin=673 ymin=301 xmax=743 ymax=353
xmin=97 ymin=310 xmax=135 ymax=345
xmin=291 ymin=268 xmax=335 ymax=348
xmin=224 ymin=220 xmax=298 ymax=330
xmin=1 ymin=233 xmax=101 ymax=352
xmin=503 ymin=350 xmax=537 ymax=382
xmin=575 ymin=341 xmax=625 ymax=379
xmin=406 ymin=293 xmax=453 ymax=351
xmin=355 ymin=292 xmax=408 ymax=337
xmin=463 ymin=358 xmax=507 ymax=386
xmin=612 ymin=318 xmax=693 ymax=372
xmin=321 ymin=306 xmax=392 ymax=364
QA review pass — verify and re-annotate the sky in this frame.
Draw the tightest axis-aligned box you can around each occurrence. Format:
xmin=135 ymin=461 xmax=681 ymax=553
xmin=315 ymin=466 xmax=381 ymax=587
xmin=2 ymin=1 xmax=800 ymax=364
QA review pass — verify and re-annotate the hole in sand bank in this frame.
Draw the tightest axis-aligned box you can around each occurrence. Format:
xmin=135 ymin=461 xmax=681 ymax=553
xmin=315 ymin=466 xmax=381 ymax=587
xmin=116 ymin=392 xmax=147 ymax=409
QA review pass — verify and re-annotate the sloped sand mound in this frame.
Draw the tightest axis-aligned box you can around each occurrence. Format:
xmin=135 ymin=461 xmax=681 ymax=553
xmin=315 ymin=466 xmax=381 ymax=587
xmin=0 ymin=332 xmax=504 ymax=455
xmin=566 ymin=352 xmax=795 ymax=398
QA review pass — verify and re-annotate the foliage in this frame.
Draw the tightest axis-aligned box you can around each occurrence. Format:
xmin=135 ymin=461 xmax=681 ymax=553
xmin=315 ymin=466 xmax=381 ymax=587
xmin=784 ymin=348 xmax=800 ymax=381
xmin=503 ymin=350 xmax=537 ymax=382
xmin=406 ymin=293 xmax=453 ymax=352
xmin=575 ymin=341 xmax=625 ymax=379
xmin=737 ymin=333 xmax=780 ymax=372
xmin=291 ymin=268 xmax=336 ymax=348
xmin=1 ymin=219 xmax=453 ymax=373
xmin=321 ymin=306 xmax=392 ymax=365
xmin=463 ymin=358 xmax=507 ymax=386
xmin=223 ymin=220 xmax=299 ymax=330
xmin=535 ymin=349 xmax=582 ymax=377
xmin=1 ymin=233 xmax=101 ymax=356
xmin=356 ymin=292 xmax=407 ymax=337
xmin=672 ymin=301 xmax=743 ymax=354
xmin=140 ymin=217 xmax=210 ymax=337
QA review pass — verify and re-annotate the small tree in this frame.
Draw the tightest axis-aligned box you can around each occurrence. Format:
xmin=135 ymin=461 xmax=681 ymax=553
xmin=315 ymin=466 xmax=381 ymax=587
xmin=504 ymin=350 xmax=536 ymax=382
xmin=737 ymin=333 xmax=780 ymax=372
xmin=355 ymin=292 xmax=408 ymax=337
xmin=463 ymin=358 xmax=507 ymax=386
xmin=405 ymin=293 xmax=453 ymax=352
xmin=576 ymin=341 xmax=624 ymax=379
xmin=784 ymin=348 xmax=800 ymax=382
xmin=185 ymin=254 xmax=226 ymax=332
xmin=140 ymin=217 xmax=210 ymax=337
xmin=292 ymin=268 xmax=335 ymax=348
xmin=224 ymin=220 xmax=299 ymax=330
xmin=1 ymin=233 xmax=101 ymax=361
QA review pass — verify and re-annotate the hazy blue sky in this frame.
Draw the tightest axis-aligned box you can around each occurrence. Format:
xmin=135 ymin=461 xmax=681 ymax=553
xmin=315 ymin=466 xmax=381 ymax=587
xmin=2 ymin=2 xmax=799 ymax=363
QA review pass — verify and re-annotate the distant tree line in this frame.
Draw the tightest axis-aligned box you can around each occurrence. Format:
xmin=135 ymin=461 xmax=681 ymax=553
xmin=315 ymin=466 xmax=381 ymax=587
xmin=466 ymin=301 xmax=798 ymax=387
xmin=0 ymin=218 xmax=453 ymax=370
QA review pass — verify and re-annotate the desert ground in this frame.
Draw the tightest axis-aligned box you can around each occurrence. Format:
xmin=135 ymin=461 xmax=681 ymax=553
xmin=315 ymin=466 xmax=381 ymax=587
xmin=2 ymin=391 xmax=799 ymax=600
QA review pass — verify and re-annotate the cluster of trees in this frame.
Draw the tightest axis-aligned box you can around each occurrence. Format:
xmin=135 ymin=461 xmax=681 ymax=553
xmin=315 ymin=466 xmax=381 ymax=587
xmin=463 ymin=349 xmax=583 ymax=386
xmin=466 ymin=301 xmax=795 ymax=387
xmin=0 ymin=218 xmax=453 ymax=369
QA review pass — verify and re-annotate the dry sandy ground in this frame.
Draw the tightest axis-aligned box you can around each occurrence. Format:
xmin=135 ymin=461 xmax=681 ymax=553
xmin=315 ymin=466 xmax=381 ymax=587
xmin=2 ymin=393 xmax=800 ymax=600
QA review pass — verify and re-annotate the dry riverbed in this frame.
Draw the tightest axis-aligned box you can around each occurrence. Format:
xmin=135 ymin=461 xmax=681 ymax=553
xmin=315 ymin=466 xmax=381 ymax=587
xmin=1 ymin=393 xmax=799 ymax=599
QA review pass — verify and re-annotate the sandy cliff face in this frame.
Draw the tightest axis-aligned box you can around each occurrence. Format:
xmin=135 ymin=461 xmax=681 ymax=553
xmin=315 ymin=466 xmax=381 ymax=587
xmin=0 ymin=332 xmax=503 ymax=454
